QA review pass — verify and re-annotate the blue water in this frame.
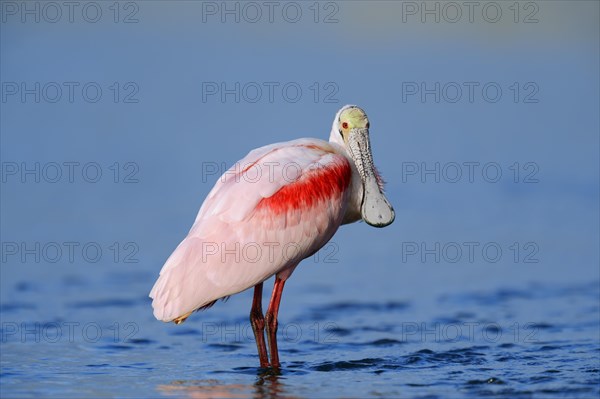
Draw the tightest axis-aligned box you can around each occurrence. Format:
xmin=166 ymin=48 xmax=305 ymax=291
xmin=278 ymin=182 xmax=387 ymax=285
xmin=1 ymin=277 xmax=598 ymax=398
xmin=1 ymin=1 xmax=599 ymax=398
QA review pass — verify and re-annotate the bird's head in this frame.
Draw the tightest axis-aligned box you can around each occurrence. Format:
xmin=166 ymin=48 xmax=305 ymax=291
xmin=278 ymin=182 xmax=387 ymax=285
xmin=330 ymin=105 xmax=395 ymax=228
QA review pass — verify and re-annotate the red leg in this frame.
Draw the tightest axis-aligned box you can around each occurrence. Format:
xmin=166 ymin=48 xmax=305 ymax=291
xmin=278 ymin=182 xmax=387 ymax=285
xmin=250 ymin=283 xmax=269 ymax=368
xmin=265 ymin=277 xmax=286 ymax=369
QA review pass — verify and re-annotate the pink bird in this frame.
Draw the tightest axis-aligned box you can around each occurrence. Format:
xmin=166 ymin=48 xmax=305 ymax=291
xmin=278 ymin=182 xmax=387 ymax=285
xmin=150 ymin=105 xmax=395 ymax=368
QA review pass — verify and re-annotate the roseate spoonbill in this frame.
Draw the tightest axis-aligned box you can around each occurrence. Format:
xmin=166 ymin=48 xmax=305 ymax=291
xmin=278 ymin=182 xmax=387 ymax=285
xmin=150 ymin=105 xmax=395 ymax=368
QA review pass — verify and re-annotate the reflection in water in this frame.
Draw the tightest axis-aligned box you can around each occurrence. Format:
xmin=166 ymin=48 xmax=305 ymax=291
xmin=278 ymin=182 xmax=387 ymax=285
xmin=254 ymin=373 xmax=297 ymax=399
xmin=157 ymin=371 xmax=300 ymax=399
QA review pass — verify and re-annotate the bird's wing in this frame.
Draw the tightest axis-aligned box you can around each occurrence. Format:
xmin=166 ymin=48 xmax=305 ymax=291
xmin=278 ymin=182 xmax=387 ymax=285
xmin=150 ymin=138 xmax=353 ymax=322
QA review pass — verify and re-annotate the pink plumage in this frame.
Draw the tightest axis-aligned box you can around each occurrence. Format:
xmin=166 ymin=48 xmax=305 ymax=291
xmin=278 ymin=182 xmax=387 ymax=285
xmin=149 ymin=105 xmax=395 ymax=368
xmin=150 ymin=139 xmax=352 ymax=322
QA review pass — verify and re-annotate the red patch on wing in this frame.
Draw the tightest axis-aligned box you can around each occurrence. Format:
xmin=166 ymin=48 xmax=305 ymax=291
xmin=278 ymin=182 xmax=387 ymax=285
xmin=257 ymin=158 xmax=352 ymax=214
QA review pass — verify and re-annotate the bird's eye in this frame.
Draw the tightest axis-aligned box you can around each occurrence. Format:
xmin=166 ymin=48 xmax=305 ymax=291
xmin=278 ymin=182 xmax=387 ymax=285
xmin=342 ymin=122 xmax=349 ymax=129
xmin=366 ymin=122 xmax=370 ymax=129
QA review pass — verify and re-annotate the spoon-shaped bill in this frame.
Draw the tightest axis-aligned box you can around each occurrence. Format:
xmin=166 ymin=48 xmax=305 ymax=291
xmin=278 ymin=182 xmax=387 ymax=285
xmin=347 ymin=128 xmax=395 ymax=227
